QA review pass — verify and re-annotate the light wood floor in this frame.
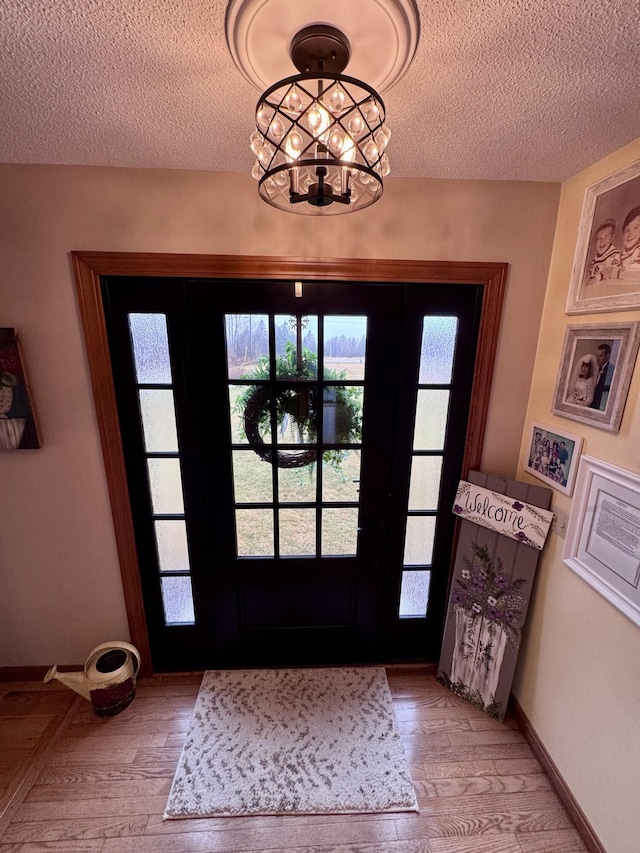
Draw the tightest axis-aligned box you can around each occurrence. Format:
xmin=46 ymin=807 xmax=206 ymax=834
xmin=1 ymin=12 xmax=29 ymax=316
xmin=0 ymin=666 xmax=589 ymax=853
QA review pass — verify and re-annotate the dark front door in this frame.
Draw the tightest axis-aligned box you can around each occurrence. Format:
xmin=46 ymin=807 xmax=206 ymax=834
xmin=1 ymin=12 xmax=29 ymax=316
xmin=102 ymin=276 xmax=482 ymax=671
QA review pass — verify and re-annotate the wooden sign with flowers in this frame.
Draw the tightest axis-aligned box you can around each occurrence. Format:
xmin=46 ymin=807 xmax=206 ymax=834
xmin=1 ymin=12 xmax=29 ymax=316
xmin=437 ymin=471 xmax=552 ymax=720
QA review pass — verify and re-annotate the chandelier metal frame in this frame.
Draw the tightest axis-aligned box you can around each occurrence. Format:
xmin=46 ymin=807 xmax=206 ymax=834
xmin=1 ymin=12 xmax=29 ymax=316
xmin=250 ymin=25 xmax=391 ymax=215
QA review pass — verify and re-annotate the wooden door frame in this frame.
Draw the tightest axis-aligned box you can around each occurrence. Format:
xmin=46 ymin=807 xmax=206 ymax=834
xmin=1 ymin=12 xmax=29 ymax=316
xmin=72 ymin=252 xmax=508 ymax=676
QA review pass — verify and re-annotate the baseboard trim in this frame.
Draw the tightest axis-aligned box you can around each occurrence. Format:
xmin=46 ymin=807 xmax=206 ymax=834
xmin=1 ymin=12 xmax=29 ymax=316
xmin=509 ymin=694 xmax=605 ymax=853
xmin=0 ymin=665 xmax=80 ymax=682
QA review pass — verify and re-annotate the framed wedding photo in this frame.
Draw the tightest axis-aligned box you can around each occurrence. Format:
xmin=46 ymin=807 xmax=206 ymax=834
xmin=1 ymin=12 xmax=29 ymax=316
xmin=524 ymin=421 xmax=583 ymax=496
xmin=564 ymin=456 xmax=640 ymax=628
xmin=566 ymin=159 xmax=640 ymax=314
xmin=551 ymin=322 xmax=640 ymax=433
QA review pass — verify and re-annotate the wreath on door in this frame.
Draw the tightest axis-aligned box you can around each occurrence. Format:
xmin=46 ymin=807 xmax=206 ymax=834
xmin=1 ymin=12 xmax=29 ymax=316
xmin=235 ymin=342 xmax=362 ymax=470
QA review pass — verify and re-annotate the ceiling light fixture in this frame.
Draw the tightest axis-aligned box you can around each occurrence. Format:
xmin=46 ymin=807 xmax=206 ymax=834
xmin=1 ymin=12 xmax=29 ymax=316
xmin=251 ymin=24 xmax=389 ymax=214
xmin=226 ymin=0 xmax=420 ymax=216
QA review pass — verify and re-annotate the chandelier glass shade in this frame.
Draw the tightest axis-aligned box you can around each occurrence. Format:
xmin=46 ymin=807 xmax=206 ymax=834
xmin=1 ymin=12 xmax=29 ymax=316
xmin=250 ymin=28 xmax=391 ymax=215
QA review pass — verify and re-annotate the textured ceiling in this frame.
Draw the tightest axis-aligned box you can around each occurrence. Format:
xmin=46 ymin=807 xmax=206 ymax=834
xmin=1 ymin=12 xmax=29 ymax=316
xmin=1 ymin=0 xmax=639 ymax=182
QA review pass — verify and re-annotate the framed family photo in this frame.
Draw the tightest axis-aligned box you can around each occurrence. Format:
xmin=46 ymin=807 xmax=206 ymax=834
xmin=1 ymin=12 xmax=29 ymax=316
xmin=566 ymin=159 xmax=640 ymax=314
xmin=524 ymin=421 xmax=583 ymax=496
xmin=551 ymin=322 xmax=640 ymax=433
xmin=564 ymin=456 xmax=640 ymax=628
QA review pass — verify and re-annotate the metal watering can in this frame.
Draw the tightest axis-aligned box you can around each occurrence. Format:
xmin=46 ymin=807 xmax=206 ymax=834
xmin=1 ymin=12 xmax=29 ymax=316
xmin=44 ymin=641 xmax=141 ymax=718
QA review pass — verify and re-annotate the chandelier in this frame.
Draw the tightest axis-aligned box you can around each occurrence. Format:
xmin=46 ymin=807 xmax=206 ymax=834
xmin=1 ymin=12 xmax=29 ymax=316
xmin=251 ymin=25 xmax=390 ymax=214
xmin=225 ymin=0 xmax=420 ymax=216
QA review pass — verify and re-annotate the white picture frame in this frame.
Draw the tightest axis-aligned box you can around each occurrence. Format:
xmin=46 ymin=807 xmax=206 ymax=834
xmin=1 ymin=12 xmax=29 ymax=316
xmin=551 ymin=322 xmax=640 ymax=433
xmin=524 ymin=421 xmax=583 ymax=496
xmin=564 ymin=456 xmax=640 ymax=628
xmin=566 ymin=159 xmax=640 ymax=314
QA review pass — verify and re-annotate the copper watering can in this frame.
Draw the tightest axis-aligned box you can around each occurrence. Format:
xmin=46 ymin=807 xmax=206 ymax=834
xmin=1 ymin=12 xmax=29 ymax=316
xmin=44 ymin=641 xmax=141 ymax=718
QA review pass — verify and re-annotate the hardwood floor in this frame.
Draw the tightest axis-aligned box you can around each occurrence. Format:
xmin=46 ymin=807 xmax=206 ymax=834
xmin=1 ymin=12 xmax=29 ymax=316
xmin=0 ymin=667 xmax=589 ymax=852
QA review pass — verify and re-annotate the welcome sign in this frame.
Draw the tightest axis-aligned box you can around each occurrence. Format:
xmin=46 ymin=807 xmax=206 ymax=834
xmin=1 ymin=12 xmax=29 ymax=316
xmin=440 ymin=471 xmax=552 ymax=721
xmin=453 ymin=480 xmax=554 ymax=550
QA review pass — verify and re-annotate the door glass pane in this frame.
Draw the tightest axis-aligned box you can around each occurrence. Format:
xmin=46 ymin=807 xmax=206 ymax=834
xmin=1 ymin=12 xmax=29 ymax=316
xmin=324 ymin=316 xmax=367 ymax=381
xmin=399 ymin=570 xmax=431 ymax=617
xmin=413 ymin=390 xmax=450 ymax=450
xmin=408 ymin=456 xmax=443 ymax=510
xmin=403 ymin=516 xmax=436 ymax=565
xmin=419 ymin=317 xmax=458 ymax=384
xmin=139 ymin=390 xmax=178 ymax=452
xmin=225 ymin=314 xmax=269 ymax=379
xmin=323 ymin=386 xmax=363 ymax=444
xmin=228 ymin=385 xmax=246 ymax=444
xmin=231 ymin=384 xmax=272 ymax=445
xmin=236 ymin=509 xmax=274 ymax=557
xmin=160 ymin=576 xmax=195 ymax=624
xmin=155 ymin=520 xmax=189 ymax=573
xmin=232 ymin=450 xmax=273 ymax=503
xmin=147 ymin=458 xmax=184 ymax=514
xmin=128 ymin=313 xmax=172 ymax=384
xmin=280 ymin=509 xmax=316 ymax=556
xmin=322 ymin=508 xmax=359 ymax=556
xmin=274 ymin=385 xmax=318 ymax=445
xmin=278 ymin=465 xmax=317 ymax=503
xmin=275 ymin=315 xmax=318 ymax=372
xmin=322 ymin=450 xmax=361 ymax=502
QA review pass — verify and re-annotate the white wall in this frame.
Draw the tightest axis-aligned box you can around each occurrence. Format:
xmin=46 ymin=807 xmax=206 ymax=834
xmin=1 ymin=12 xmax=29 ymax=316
xmin=514 ymin=137 xmax=640 ymax=853
xmin=0 ymin=164 xmax=559 ymax=668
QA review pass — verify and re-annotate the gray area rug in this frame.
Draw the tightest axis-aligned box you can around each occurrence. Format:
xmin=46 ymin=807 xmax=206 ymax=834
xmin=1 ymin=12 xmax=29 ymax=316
xmin=164 ymin=666 xmax=419 ymax=818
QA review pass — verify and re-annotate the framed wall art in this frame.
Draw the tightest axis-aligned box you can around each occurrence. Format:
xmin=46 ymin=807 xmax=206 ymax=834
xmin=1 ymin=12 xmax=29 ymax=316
xmin=564 ymin=456 xmax=640 ymax=628
xmin=551 ymin=322 xmax=640 ymax=433
xmin=566 ymin=159 xmax=640 ymax=314
xmin=524 ymin=421 xmax=583 ymax=496
xmin=0 ymin=328 xmax=41 ymax=450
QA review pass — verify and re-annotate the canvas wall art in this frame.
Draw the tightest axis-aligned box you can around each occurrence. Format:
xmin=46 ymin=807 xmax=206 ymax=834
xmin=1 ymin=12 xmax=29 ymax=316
xmin=0 ymin=328 xmax=41 ymax=450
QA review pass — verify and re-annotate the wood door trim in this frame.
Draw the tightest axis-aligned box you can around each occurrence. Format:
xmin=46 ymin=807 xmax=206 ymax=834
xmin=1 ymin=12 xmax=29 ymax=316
xmin=72 ymin=252 xmax=508 ymax=675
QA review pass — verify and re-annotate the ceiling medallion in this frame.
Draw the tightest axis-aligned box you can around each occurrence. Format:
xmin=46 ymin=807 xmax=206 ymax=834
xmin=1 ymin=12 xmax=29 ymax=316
xmin=226 ymin=0 xmax=420 ymax=215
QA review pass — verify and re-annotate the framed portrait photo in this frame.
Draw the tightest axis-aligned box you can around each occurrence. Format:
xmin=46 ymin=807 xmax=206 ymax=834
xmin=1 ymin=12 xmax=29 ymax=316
xmin=564 ymin=456 xmax=640 ymax=628
xmin=551 ymin=322 xmax=640 ymax=433
xmin=566 ymin=159 xmax=640 ymax=314
xmin=524 ymin=421 xmax=583 ymax=496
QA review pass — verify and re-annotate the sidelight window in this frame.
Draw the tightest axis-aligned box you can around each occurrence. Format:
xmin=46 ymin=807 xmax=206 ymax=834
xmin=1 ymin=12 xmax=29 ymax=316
xmin=128 ymin=313 xmax=195 ymax=625
xmin=399 ymin=316 xmax=458 ymax=617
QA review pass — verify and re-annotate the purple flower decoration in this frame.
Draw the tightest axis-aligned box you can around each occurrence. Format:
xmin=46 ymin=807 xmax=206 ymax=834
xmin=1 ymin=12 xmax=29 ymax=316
xmin=452 ymin=589 xmax=465 ymax=605
xmin=512 ymin=501 xmax=524 ymax=511
xmin=495 ymin=573 xmax=510 ymax=590
xmin=503 ymin=609 xmax=519 ymax=625
xmin=515 ymin=531 xmax=532 ymax=544
xmin=470 ymin=578 xmax=486 ymax=592
xmin=453 ymin=504 xmax=464 ymax=515
xmin=486 ymin=606 xmax=500 ymax=620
